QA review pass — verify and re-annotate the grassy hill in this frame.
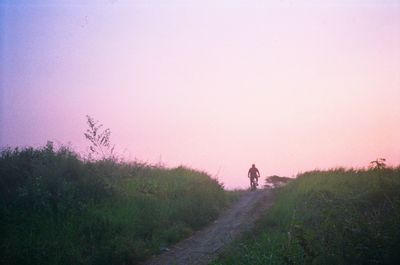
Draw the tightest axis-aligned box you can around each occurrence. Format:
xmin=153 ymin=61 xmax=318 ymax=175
xmin=0 ymin=143 xmax=234 ymax=265
xmin=212 ymin=167 xmax=400 ymax=265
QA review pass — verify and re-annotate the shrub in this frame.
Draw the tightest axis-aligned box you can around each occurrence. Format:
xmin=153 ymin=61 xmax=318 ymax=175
xmin=212 ymin=167 xmax=400 ymax=265
xmin=0 ymin=144 xmax=230 ymax=265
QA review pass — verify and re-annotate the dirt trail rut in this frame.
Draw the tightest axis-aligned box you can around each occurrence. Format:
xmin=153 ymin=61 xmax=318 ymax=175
xmin=142 ymin=189 xmax=275 ymax=265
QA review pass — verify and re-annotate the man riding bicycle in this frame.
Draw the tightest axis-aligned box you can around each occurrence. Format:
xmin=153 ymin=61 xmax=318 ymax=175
xmin=248 ymin=164 xmax=260 ymax=190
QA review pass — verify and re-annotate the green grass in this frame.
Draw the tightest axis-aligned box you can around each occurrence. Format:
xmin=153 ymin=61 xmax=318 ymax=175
xmin=212 ymin=167 xmax=400 ymax=265
xmin=0 ymin=143 xmax=236 ymax=265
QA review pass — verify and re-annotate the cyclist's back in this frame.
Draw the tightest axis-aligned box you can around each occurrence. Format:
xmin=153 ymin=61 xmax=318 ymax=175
xmin=248 ymin=164 xmax=260 ymax=178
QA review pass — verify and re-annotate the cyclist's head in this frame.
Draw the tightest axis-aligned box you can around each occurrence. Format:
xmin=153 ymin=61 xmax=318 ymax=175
xmin=252 ymin=164 xmax=255 ymax=168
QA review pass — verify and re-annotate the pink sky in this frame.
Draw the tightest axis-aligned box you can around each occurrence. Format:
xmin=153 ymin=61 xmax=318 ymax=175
xmin=1 ymin=0 xmax=400 ymax=188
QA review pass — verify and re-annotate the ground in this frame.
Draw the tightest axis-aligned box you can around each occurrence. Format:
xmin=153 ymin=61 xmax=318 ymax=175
xmin=142 ymin=189 xmax=275 ymax=265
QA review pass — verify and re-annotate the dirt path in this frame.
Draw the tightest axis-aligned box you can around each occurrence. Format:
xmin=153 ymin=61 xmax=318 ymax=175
xmin=142 ymin=189 xmax=275 ymax=265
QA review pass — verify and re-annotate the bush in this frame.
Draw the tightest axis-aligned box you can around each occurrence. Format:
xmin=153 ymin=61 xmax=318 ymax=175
xmin=212 ymin=167 xmax=400 ymax=265
xmin=0 ymin=144 xmax=230 ymax=265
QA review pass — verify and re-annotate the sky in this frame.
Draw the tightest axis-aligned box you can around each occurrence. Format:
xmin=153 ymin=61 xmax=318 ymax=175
xmin=1 ymin=0 xmax=400 ymax=188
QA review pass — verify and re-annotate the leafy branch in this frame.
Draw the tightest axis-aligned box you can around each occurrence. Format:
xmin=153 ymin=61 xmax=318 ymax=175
xmin=369 ymin=158 xmax=386 ymax=169
xmin=84 ymin=115 xmax=115 ymax=160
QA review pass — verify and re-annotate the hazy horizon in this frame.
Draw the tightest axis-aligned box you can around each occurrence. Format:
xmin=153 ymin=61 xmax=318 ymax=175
xmin=1 ymin=0 xmax=400 ymax=188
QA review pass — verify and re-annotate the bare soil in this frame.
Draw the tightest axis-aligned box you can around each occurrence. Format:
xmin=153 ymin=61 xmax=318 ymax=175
xmin=142 ymin=189 xmax=275 ymax=265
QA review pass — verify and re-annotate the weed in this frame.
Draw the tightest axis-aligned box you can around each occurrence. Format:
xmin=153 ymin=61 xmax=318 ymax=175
xmin=0 ymin=144 xmax=232 ymax=265
xmin=212 ymin=167 xmax=400 ymax=265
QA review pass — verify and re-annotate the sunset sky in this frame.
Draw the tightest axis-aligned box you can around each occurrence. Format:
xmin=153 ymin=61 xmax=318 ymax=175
xmin=1 ymin=0 xmax=400 ymax=188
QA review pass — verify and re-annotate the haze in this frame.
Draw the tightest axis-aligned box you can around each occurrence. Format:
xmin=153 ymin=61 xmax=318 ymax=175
xmin=1 ymin=0 xmax=400 ymax=188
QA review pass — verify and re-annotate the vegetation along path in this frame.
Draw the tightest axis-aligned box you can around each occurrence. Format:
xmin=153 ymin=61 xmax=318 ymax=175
xmin=143 ymin=189 xmax=275 ymax=265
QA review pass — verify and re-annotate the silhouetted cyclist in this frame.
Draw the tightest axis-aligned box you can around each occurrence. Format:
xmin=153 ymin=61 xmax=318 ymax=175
xmin=248 ymin=164 xmax=260 ymax=190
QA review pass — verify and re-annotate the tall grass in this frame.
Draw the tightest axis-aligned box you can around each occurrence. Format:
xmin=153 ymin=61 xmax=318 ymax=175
xmin=0 ymin=143 xmax=232 ymax=265
xmin=212 ymin=167 xmax=400 ymax=265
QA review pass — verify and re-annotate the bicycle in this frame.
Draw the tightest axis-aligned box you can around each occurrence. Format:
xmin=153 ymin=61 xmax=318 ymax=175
xmin=250 ymin=177 xmax=259 ymax=191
